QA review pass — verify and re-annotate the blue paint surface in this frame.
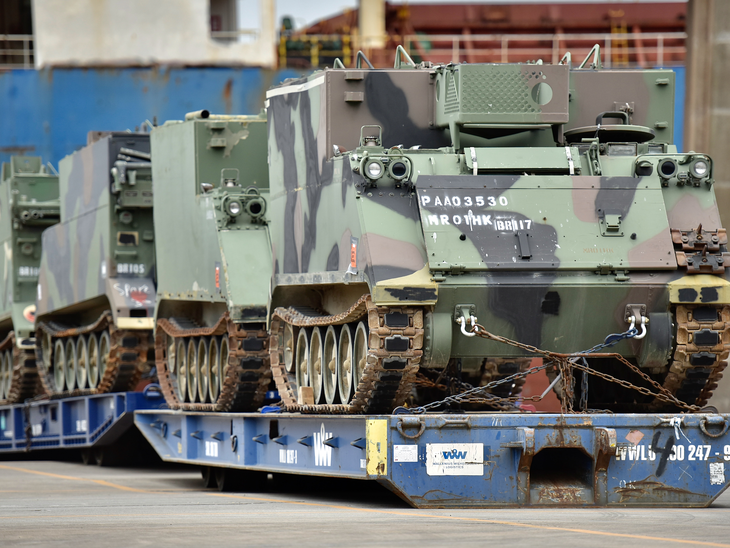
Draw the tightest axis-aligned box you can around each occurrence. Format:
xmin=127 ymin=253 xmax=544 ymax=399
xmin=0 ymin=65 xmax=686 ymax=167
xmin=134 ymin=410 xmax=730 ymax=508
xmin=673 ymin=65 xmax=686 ymax=152
xmin=0 ymin=67 xmax=302 ymax=167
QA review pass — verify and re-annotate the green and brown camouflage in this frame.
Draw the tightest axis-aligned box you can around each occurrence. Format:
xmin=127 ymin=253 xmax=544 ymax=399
xmin=150 ymin=111 xmax=272 ymax=410
xmin=150 ymin=111 xmax=270 ymax=324
xmin=265 ymin=47 xmax=730 ymax=411
xmin=34 ymin=132 xmax=155 ymax=397
xmin=36 ymin=132 xmax=156 ymax=327
xmin=0 ymin=156 xmax=59 ymax=403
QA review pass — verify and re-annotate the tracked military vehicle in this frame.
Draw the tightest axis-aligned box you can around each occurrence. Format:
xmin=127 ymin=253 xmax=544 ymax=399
xmin=0 ymin=157 xmax=59 ymax=404
xmin=35 ymin=132 xmax=155 ymax=396
xmin=263 ymin=47 xmax=730 ymax=413
xmin=151 ymin=111 xmax=272 ymax=411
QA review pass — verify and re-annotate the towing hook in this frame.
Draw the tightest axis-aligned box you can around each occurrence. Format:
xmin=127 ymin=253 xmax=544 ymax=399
xmin=627 ymin=315 xmax=649 ymax=339
xmin=458 ymin=315 xmax=478 ymax=337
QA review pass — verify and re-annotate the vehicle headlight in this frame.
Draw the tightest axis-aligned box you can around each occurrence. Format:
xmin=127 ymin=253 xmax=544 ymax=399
xmin=365 ymin=160 xmax=384 ymax=180
xmin=690 ymin=159 xmax=709 ymax=178
xmin=226 ymin=199 xmax=242 ymax=216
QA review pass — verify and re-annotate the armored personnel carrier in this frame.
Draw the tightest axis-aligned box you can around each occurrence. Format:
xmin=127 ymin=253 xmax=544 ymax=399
xmin=0 ymin=157 xmax=59 ymax=404
xmin=35 ymin=132 xmax=155 ymax=396
xmin=151 ymin=111 xmax=271 ymax=411
xmin=263 ymin=48 xmax=730 ymax=413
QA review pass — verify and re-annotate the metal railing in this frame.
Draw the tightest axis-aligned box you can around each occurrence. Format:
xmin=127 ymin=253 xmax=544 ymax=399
xmin=279 ymin=34 xmax=353 ymax=69
xmin=402 ymin=32 xmax=687 ymax=68
xmin=280 ymin=31 xmax=687 ymax=69
xmin=0 ymin=34 xmax=34 ymax=69
xmin=210 ymin=29 xmax=260 ymax=42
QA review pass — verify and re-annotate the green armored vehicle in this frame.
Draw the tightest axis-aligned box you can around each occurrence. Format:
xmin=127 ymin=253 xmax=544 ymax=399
xmin=151 ymin=111 xmax=271 ymax=411
xmin=262 ymin=48 xmax=730 ymax=413
xmin=0 ymin=157 xmax=59 ymax=404
xmin=35 ymin=132 xmax=155 ymax=396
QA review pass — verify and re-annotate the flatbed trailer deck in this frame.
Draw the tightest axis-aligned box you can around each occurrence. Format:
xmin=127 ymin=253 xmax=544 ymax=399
xmin=0 ymin=389 xmax=165 ymax=454
xmin=135 ymin=409 xmax=730 ymax=508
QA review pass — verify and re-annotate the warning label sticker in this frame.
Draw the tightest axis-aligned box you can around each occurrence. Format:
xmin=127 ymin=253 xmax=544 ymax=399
xmin=393 ymin=445 xmax=419 ymax=463
xmin=426 ymin=443 xmax=484 ymax=476
xmin=710 ymin=462 xmax=725 ymax=485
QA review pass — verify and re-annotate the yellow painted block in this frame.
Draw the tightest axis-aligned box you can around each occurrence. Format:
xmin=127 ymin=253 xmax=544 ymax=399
xmin=117 ymin=317 xmax=155 ymax=329
xmin=668 ymin=274 xmax=730 ymax=304
xmin=371 ymin=264 xmax=438 ymax=305
xmin=366 ymin=419 xmax=388 ymax=477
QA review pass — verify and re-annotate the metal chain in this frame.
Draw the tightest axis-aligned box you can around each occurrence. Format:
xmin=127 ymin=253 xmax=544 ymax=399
xmin=399 ymin=322 xmax=699 ymax=414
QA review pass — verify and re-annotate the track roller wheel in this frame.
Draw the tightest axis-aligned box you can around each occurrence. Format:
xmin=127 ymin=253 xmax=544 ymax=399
xmin=0 ymin=351 xmax=9 ymax=400
xmin=186 ymin=338 xmax=198 ymax=403
xmin=65 ymin=338 xmax=77 ymax=391
xmin=283 ymin=323 xmax=296 ymax=373
xmin=176 ymin=338 xmax=188 ymax=402
xmin=323 ymin=326 xmax=339 ymax=404
xmin=75 ymin=335 xmax=88 ymax=390
xmin=295 ymin=329 xmax=309 ymax=396
xmin=53 ymin=339 xmax=66 ymax=391
xmin=207 ymin=336 xmax=220 ymax=403
xmin=87 ymin=333 xmax=100 ymax=389
xmin=337 ymin=324 xmax=354 ymax=404
xmin=98 ymin=331 xmax=110 ymax=381
xmin=197 ymin=337 xmax=209 ymax=403
xmin=309 ymin=327 xmax=324 ymax=404
xmin=353 ymin=321 xmax=368 ymax=392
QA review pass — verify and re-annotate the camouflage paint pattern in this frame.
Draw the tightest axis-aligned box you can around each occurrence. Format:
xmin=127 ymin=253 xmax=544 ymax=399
xmin=36 ymin=133 xmax=156 ymax=327
xmin=266 ymin=60 xmax=730 ymax=371
xmin=0 ymin=157 xmax=59 ymax=345
xmin=150 ymin=113 xmax=271 ymax=324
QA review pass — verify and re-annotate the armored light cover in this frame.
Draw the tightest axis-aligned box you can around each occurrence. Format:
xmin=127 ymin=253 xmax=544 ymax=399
xmin=690 ymin=159 xmax=709 ymax=178
xmin=365 ymin=160 xmax=384 ymax=180
xmin=226 ymin=199 xmax=242 ymax=216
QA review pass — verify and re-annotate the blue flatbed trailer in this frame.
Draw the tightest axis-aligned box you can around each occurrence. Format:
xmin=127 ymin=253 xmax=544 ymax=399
xmin=0 ymin=390 xmax=165 ymax=454
xmin=135 ymin=409 xmax=730 ymax=508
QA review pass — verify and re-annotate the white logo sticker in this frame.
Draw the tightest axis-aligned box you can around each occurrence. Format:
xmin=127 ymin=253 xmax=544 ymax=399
xmin=204 ymin=441 xmax=219 ymax=457
xmin=279 ymin=449 xmax=297 ymax=464
xmin=313 ymin=423 xmax=333 ymax=467
xmin=426 ymin=443 xmax=484 ymax=476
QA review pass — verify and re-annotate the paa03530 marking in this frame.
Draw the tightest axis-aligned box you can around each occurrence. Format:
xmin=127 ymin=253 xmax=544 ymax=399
xmin=420 ymin=195 xmax=508 ymax=208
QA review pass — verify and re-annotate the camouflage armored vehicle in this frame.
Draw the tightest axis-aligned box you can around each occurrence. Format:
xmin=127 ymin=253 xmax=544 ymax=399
xmin=151 ymin=111 xmax=272 ymax=411
xmin=0 ymin=157 xmax=59 ymax=404
xmin=35 ymin=132 xmax=155 ymax=396
xmin=263 ymin=47 xmax=730 ymax=413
